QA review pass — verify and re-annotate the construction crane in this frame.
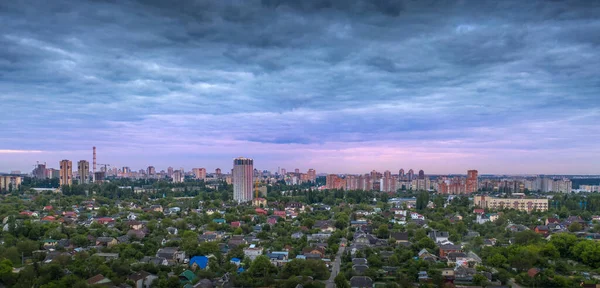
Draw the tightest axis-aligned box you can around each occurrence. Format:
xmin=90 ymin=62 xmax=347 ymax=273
xmin=97 ymin=164 xmax=111 ymax=173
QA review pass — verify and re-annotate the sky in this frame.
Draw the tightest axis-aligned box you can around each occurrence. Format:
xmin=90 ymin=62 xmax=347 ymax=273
xmin=1 ymin=0 xmax=599 ymax=175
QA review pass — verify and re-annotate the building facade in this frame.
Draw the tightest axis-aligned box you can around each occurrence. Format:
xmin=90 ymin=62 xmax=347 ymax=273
xmin=475 ymin=195 xmax=549 ymax=212
xmin=192 ymin=168 xmax=207 ymax=180
xmin=466 ymin=170 xmax=478 ymax=193
xmin=59 ymin=160 xmax=73 ymax=186
xmin=172 ymin=170 xmax=184 ymax=183
xmin=0 ymin=175 xmax=22 ymax=191
xmin=233 ymin=157 xmax=253 ymax=203
xmin=77 ymin=160 xmax=90 ymax=184
xmin=307 ymin=169 xmax=316 ymax=182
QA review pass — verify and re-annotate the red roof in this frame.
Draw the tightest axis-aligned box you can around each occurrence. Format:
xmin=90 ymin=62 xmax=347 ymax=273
xmin=255 ymin=208 xmax=267 ymax=215
xmin=473 ymin=209 xmax=485 ymax=214
xmin=20 ymin=211 xmax=34 ymax=216
xmin=274 ymin=211 xmax=286 ymax=217
xmin=231 ymin=221 xmax=241 ymax=227
xmin=41 ymin=216 xmax=56 ymax=221
xmin=43 ymin=206 xmax=53 ymax=210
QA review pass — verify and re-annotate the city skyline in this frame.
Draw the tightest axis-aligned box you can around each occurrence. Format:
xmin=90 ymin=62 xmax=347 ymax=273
xmin=1 ymin=1 xmax=600 ymax=174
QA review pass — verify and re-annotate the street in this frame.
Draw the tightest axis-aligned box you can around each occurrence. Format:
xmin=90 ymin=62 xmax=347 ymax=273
xmin=326 ymin=243 xmax=346 ymax=288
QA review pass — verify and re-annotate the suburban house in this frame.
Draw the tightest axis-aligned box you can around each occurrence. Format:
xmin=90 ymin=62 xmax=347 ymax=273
xmin=96 ymin=237 xmax=118 ymax=247
xmin=350 ymin=276 xmax=373 ymax=288
xmin=156 ymin=247 xmax=186 ymax=264
xmin=243 ymin=245 xmax=263 ymax=261
xmin=128 ymin=271 xmax=157 ymax=288
xmin=390 ymin=232 xmax=410 ymax=245
xmin=429 ymin=230 xmax=450 ymax=244
xmin=439 ymin=244 xmax=463 ymax=258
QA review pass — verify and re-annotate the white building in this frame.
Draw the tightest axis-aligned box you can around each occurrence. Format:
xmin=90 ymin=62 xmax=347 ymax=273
xmin=233 ymin=157 xmax=254 ymax=203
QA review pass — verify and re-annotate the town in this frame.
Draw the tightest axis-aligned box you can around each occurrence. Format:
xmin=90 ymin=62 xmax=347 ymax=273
xmin=0 ymin=156 xmax=599 ymax=288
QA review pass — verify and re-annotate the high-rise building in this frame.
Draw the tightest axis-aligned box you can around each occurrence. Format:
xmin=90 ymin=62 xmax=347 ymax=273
xmin=407 ymin=169 xmax=414 ymax=181
xmin=215 ymin=168 xmax=222 ymax=178
xmin=281 ymin=168 xmax=287 ymax=176
xmin=77 ymin=160 xmax=90 ymax=184
xmin=399 ymin=169 xmax=405 ymax=179
xmin=167 ymin=167 xmax=174 ymax=177
xmin=33 ymin=163 xmax=47 ymax=179
xmin=233 ymin=157 xmax=253 ymax=203
xmin=172 ymin=170 xmax=184 ymax=183
xmin=0 ymin=175 xmax=22 ymax=191
xmin=193 ymin=168 xmax=207 ymax=180
xmin=466 ymin=170 xmax=478 ymax=194
xmin=122 ymin=167 xmax=131 ymax=177
xmin=147 ymin=166 xmax=156 ymax=176
xmin=307 ymin=169 xmax=316 ymax=182
xmin=59 ymin=160 xmax=72 ymax=186
xmin=418 ymin=170 xmax=425 ymax=180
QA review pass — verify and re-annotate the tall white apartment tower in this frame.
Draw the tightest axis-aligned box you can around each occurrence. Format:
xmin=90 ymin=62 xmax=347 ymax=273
xmin=233 ymin=157 xmax=253 ymax=203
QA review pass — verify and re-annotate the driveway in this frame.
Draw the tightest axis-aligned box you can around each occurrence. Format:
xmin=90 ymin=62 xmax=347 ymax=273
xmin=326 ymin=245 xmax=346 ymax=288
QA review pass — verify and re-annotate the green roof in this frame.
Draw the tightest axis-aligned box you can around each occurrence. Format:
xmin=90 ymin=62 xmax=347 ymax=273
xmin=179 ymin=270 xmax=197 ymax=282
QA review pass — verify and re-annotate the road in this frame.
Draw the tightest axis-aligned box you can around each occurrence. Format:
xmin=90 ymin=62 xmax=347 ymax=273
xmin=326 ymin=243 xmax=346 ymax=288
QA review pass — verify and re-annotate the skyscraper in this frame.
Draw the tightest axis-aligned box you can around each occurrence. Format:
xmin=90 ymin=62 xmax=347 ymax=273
xmin=59 ymin=160 xmax=72 ymax=186
xmin=167 ymin=167 xmax=174 ymax=177
xmin=407 ymin=169 xmax=414 ymax=181
xmin=147 ymin=166 xmax=156 ymax=176
xmin=77 ymin=160 xmax=89 ymax=184
xmin=466 ymin=170 xmax=479 ymax=194
xmin=193 ymin=168 xmax=206 ymax=180
xmin=172 ymin=170 xmax=184 ymax=183
xmin=399 ymin=169 xmax=405 ymax=179
xmin=418 ymin=170 xmax=425 ymax=180
xmin=307 ymin=169 xmax=316 ymax=182
xmin=233 ymin=157 xmax=253 ymax=203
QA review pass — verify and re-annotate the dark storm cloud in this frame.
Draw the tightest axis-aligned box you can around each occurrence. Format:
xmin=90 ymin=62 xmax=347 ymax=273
xmin=1 ymin=0 xmax=599 ymax=173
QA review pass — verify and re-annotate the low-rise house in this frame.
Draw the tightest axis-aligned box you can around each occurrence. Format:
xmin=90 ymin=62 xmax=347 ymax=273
xmin=352 ymin=258 xmax=368 ymax=265
xmin=440 ymin=244 xmax=462 ymax=258
xmin=255 ymin=208 xmax=268 ymax=215
xmin=410 ymin=212 xmax=425 ymax=220
xmin=149 ymin=205 xmax=163 ymax=213
xmin=140 ymin=256 xmax=168 ymax=266
xmin=353 ymin=264 xmax=369 ymax=274
xmin=228 ymin=235 xmax=247 ymax=249
xmin=418 ymin=249 xmax=438 ymax=262
xmin=156 ymin=247 xmax=186 ymax=264
xmin=43 ymin=239 xmax=58 ymax=249
xmin=128 ymin=229 xmax=146 ymax=240
xmin=350 ymin=276 xmax=373 ymax=288
xmin=179 ymin=270 xmax=197 ymax=284
xmin=454 ymin=266 xmax=476 ymax=282
xmin=243 ymin=245 xmax=263 ymax=261
xmin=190 ymin=256 xmax=209 ymax=270
xmin=86 ymin=274 xmax=112 ymax=286
xmin=429 ymin=230 xmax=449 ymax=244
xmin=267 ymin=216 xmax=278 ymax=225
xmin=95 ymin=217 xmax=115 ymax=225
xmin=212 ymin=218 xmax=226 ymax=224
xmin=96 ymin=237 xmax=118 ymax=248
xmin=166 ymin=227 xmax=178 ymax=235
xmin=126 ymin=221 xmax=144 ymax=230
xmin=93 ymin=253 xmax=120 ymax=261
xmin=534 ymin=225 xmax=549 ymax=235
xmin=267 ymin=251 xmax=289 ymax=267
xmin=291 ymin=232 xmax=304 ymax=239
xmin=128 ymin=271 xmax=157 ymax=288
xmin=252 ymin=198 xmax=267 ymax=207
xmin=390 ymin=232 xmax=410 ymax=245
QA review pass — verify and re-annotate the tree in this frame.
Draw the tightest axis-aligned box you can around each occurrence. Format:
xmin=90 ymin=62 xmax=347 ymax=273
xmin=568 ymin=222 xmax=583 ymax=232
xmin=248 ymin=255 xmax=277 ymax=285
xmin=334 ymin=273 xmax=350 ymax=288
xmin=416 ymin=191 xmax=429 ymax=210
xmin=472 ymin=274 xmax=489 ymax=286
xmin=377 ymin=224 xmax=389 ymax=239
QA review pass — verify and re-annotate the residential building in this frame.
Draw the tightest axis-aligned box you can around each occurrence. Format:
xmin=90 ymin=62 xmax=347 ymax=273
xmin=77 ymin=160 xmax=90 ymax=184
xmin=172 ymin=170 xmax=184 ymax=183
xmin=147 ymin=166 xmax=155 ymax=177
xmin=307 ymin=169 xmax=316 ymax=182
xmin=59 ymin=160 xmax=72 ymax=186
xmin=0 ymin=175 xmax=22 ymax=191
xmin=233 ymin=157 xmax=253 ymax=203
xmin=466 ymin=170 xmax=478 ymax=193
xmin=192 ymin=168 xmax=207 ymax=180
xmin=475 ymin=195 xmax=549 ymax=212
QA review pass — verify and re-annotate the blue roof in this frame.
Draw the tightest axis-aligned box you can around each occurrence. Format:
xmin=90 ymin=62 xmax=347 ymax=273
xmin=190 ymin=256 xmax=209 ymax=269
xmin=230 ymin=257 xmax=241 ymax=263
xmin=237 ymin=267 xmax=245 ymax=273
xmin=213 ymin=218 xmax=226 ymax=223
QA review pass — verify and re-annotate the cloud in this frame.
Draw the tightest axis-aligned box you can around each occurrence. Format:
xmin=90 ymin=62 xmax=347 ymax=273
xmin=0 ymin=0 xmax=599 ymax=174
